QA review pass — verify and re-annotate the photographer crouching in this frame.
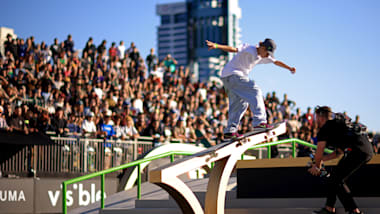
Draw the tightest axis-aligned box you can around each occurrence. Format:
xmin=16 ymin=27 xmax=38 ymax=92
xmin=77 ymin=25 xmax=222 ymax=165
xmin=308 ymin=106 xmax=373 ymax=214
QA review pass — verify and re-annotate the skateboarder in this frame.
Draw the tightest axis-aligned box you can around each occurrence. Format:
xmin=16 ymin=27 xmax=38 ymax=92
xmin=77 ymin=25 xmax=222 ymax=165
xmin=206 ymin=39 xmax=296 ymax=139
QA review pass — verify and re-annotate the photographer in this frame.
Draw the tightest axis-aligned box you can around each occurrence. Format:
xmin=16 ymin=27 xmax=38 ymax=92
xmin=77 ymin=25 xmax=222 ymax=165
xmin=309 ymin=106 xmax=373 ymax=214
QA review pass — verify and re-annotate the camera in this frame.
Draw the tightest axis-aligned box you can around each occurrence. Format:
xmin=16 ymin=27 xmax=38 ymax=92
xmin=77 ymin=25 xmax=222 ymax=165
xmin=308 ymin=154 xmax=330 ymax=178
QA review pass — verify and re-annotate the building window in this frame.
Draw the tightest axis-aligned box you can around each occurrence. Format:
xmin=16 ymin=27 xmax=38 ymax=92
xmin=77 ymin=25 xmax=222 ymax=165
xmin=159 ymin=34 xmax=171 ymax=38
xmin=174 ymin=32 xmax=186 ymax=37
xmin=159 ymin=27 xmax=170 ymax=32
xmin=174 ymin=13 xmax=187 ymax=24
xmin=161 ymin=15 xmax=171 ymax=25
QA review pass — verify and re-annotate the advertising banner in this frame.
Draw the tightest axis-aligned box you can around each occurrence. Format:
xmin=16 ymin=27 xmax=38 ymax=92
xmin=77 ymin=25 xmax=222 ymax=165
xmin=0 ymin=178 xmax=118 ymax=214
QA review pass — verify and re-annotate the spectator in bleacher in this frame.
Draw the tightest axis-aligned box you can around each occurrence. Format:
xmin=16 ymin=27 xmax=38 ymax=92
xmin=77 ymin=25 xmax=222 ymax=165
xmin=108 ymin=42 xmax=118 ymax=60
xmin=0 ymin=105 xmax=10 ymax=131
xmin=9 ymin=106 xmax=28 ymax=134
xmin=135 ymin=112 xmax=148 ymax=134
xmin=303 ymin=107 xmax=314 ymax=127
xmin=113 ymin=116 xmax=125 ymax=140
xmin=82 ymin=112 xmax=97 ymax=137
xmin=163 ymin=54 xmax=177 ymax=73
xmin=50 ymin=38 xmax=60 ymax=62
xmin=113 ymin=98 xmax=124 ymax=115
xmin=117 ymin=41 xmax=125 ymax=60
xmin=67 ymin=114 xmax=81 ymax=136
xmin=146 ymin=48 xmax=157 ymax=73
xmin=97 ymin=40 xmax=107 ymax=56
xmin=4 ymin=34 xmax=14 ymax=55
xmin=51 ymin=107 xmax=68 ymax=136
xmin=287 ymin=114 xmax=301 ymax=138
xmin=125 ymin=42 xmax=136 ymax=55
xmin=18 ymin=38 xmax=28 ymax=59
xmin=142 ymin=119 xmax=165 ymax=145
xmin=83 ymin=37 xmax=97 ymax=61
xmin=123 ymin=116 xmax=139 ymax=139
xmin=269 ymin=91 xmax=280 ymax=105
xmin=173 ymin=118 xmax=187 ymax=142
xmin=37 ymin=110 xmax=53 ymax=133
xmin=64 ymin=34 xmax=74 ymax=55
xmin=194 ymin=120 xmax=213 ymax=147
xmin=99 ymin=110 xmax=115 ymax=139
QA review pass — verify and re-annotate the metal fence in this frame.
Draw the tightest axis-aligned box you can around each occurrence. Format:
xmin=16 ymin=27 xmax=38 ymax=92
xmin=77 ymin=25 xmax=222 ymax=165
xmin=1 ymin=136 xmax=157 ymax=176
xmin=1 ymin=134 xmax=296 ymax=177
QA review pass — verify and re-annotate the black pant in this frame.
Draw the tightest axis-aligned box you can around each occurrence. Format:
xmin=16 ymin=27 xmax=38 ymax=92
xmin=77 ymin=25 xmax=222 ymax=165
xmin=325 ymin=149 xmax=372 ymax=211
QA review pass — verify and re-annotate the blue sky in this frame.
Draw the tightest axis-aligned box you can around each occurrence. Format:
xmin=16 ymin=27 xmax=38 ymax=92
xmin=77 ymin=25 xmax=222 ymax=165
xmin=1 ymin=0 xmax=379 ymax=132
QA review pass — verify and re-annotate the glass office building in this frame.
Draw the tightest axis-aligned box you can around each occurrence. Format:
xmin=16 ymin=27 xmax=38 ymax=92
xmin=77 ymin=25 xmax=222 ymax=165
xmin=156 ymin=0 xmax=241 ymax=82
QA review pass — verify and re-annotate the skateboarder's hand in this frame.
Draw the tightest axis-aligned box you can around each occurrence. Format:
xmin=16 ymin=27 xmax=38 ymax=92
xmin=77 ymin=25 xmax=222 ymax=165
xmin=289 ymin=67 xmax=296 ymax=74
xmin=206 ymin=40 xmax=216 ymax=51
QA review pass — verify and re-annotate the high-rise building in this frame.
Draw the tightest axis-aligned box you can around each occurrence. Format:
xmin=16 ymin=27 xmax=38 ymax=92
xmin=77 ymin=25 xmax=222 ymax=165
xmin=156 ymin=2 xmax=189 ymax=66
xmin=156 ymin=0 xmax=241 ymax=82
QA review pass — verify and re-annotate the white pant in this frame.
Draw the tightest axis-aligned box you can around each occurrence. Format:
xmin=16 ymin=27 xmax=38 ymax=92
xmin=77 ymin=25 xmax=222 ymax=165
xmin=221 ymin=75 xmax=267 ymax=133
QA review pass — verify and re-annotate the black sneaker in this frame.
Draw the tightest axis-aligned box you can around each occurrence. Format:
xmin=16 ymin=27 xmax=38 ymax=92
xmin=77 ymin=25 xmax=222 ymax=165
xmin=312 ymin=208 xmax=335 ymax=214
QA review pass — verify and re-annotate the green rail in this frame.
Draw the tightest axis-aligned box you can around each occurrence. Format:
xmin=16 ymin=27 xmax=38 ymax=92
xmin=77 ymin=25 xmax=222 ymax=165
xmin=62 ymin=138 xmax=331 ymax=213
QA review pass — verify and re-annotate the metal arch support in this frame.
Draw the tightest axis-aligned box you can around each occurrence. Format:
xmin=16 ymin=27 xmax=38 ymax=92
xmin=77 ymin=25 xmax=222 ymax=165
xmin=149 ymin=122 xmax=287 ymax=214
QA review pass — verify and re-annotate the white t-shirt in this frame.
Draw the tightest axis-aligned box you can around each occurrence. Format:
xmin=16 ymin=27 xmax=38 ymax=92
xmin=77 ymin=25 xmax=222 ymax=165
xmin=82 ymin=120 xmax=97 ymax=133
xmin=118 ymin=45 xmax=126 ymax=59
xmin=123 ymin=125 xmax=138 ymax=137
xmin=221 ymin=43 xmax=277 ymax=78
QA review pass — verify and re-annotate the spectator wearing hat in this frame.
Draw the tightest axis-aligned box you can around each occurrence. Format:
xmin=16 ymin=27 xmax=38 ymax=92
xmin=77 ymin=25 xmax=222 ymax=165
xmin=99 ymin=110 xmax=115 ymax=139
xmin=82 ymin=112 xmax=97 ymax=137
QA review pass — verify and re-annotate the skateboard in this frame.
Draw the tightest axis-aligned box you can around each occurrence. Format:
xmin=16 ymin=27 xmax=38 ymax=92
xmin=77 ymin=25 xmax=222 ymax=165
xmin=197 ymin=121 xmax=285 ymax=161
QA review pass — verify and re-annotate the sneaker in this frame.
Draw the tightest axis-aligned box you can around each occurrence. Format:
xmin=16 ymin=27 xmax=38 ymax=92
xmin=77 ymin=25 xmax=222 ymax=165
xmin=254 ymin=123 xmax=274 ymax=129
xmin=312 ymin=208 xmax=335 ymax=214
xmin=223 ymin=132 xmax=242 ymax=140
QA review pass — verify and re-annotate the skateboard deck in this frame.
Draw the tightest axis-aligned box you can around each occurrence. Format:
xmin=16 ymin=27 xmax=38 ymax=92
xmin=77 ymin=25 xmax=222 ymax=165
xmin=196 ymin=121 xmax=285 ymax=159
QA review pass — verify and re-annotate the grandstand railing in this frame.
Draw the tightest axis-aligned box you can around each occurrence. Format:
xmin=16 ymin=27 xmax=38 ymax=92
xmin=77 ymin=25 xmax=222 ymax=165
xmin=0 ymin=135 xmax=186 ymax=176
xmin=61 ymin=138 xmax=333 ymax=214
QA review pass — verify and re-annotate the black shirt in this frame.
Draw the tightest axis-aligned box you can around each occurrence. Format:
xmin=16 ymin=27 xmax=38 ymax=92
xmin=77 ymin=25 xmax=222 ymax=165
xmin=317 ymin=119 xmax=372 ymax=154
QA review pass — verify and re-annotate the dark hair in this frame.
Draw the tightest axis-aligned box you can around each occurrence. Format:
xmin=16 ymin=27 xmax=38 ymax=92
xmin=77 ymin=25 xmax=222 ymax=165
xmin=315 ymin=106 xmax=332 ymax=119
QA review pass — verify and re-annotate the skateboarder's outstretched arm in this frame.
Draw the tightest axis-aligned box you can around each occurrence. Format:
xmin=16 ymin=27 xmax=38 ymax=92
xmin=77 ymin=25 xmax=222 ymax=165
xmin=274 ymin=60 xmax=296 ymax=74
xmin=206 ymin=40 xmax=237 ymax=53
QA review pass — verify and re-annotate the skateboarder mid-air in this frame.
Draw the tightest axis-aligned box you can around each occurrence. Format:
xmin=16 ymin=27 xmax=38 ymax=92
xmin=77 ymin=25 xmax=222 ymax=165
xmin=206 ymin=39 xmax=296 ymax=140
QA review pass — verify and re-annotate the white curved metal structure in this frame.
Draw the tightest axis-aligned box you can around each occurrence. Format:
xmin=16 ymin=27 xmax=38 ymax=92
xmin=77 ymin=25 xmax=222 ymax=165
xmin=149 ymin=122 xmax=287 ymax=214
xmin=124 ymin=143 xmax=206 ymax=190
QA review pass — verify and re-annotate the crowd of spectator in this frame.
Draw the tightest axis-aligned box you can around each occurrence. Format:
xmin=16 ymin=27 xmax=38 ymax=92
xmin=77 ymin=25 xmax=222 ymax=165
xmin=0 ymin=34 xmax=379 ymax=155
